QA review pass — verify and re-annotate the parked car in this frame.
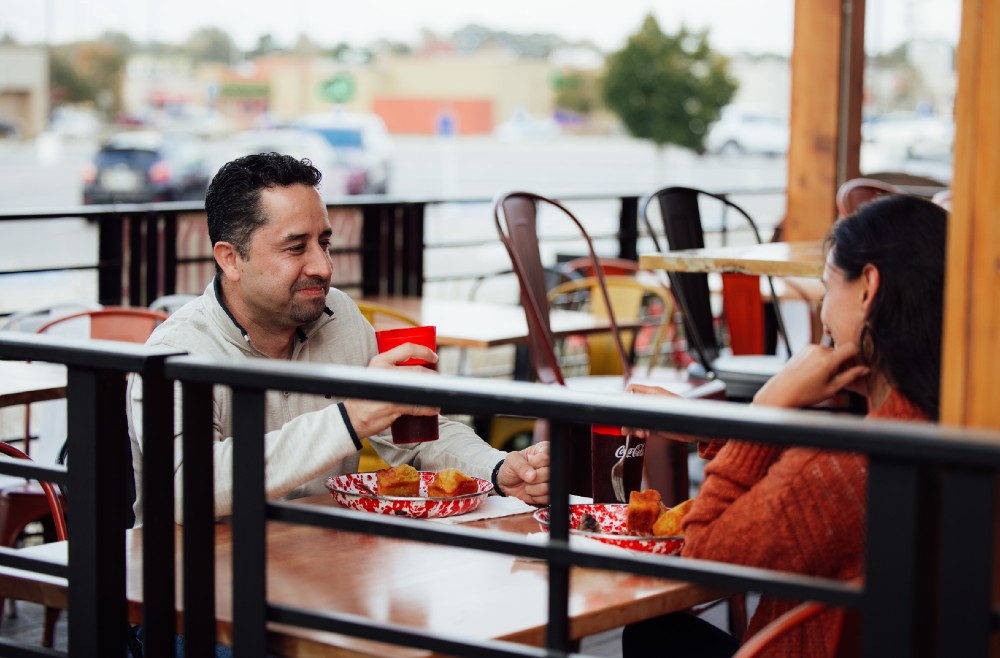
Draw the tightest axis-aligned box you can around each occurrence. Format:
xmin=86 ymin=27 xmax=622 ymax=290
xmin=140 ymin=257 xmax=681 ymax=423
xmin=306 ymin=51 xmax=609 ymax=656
xmin=214 ymin=128 xmax=351 ymax=198
xmin=82 ymin=130 xmax=210 ymax=205
xmin=862 ymin=112 xmax=954 ymax=159
xmin=293 ymin=111 xmax=393 ymax=194
xmin=704 ymin=107 xmax=789 ymax=156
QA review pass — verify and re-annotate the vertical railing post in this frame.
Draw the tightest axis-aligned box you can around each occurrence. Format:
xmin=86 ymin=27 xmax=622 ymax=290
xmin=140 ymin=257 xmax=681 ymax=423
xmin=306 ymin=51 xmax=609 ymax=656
xmin=863 ymin=458 xmax=927 ymax=657
xmin=618 ymin=195 xmax=639 ymax=261
xmin=98 ymin=212 xmax=124 ymax=305
xmin=231 ymin=386 xmax=268 ymax=658
xmin=361 ymin=204 xmax=386 ymax=297
xmin=402 ymin=202 xmax=425 ymax=296
xmin=181 ymin=380 xmax=218 ymax=656
xmin=140 ymin=358 xmax=178 ymax=658
xmin=545 ymin=419 xmax=572 ymax=653
xmin=934 ymin=467 xmax=996 ymax=658
xmin=66 ymin=367 xmax=129 ymax=657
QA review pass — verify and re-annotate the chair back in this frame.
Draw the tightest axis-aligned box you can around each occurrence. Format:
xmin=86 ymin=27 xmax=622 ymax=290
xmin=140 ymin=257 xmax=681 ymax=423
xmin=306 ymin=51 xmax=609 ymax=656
xmin=0 ymin=442 xmax=67 ymax=542
xmin=494 ymin=191 xmax=632 ymax=386
xmin=640 ymin=187 xmax=791 ymax=374
xmin=560 ymin=256 xmax=640 ymax=278
xmin=836 ymin=177 xmax=902 ymax=217
xmin=35 ymin=308 xmax=170 ymax=342
xmin=354 ymin=300 xmax=420 ymax=329
xmin=548 ymin=275 xmax=676 ymax=375
xmin=731 ymin=600 xmax=860 ymax=658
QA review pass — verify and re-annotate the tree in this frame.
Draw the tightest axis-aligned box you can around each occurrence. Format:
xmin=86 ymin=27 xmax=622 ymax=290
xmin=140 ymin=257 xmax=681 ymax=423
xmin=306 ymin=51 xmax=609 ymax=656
xmin=601 ymin=15 xmax=737 ymax=153
xmin=185 ymin=27 xmax=238 ymax=64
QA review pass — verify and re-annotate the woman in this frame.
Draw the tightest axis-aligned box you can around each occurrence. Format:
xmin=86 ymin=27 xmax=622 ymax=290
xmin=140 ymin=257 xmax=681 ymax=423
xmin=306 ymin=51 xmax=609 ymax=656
xmin=623 ymin=194 xmax=948 ymax=658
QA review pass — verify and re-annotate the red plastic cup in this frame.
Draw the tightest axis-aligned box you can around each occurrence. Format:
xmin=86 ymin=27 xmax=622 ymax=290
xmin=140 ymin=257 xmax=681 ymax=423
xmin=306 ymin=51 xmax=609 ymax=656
xmin=375 ymin=326 xmax=439 ymax=444
xmin=590 ymin=424 xmax=646 ymax=504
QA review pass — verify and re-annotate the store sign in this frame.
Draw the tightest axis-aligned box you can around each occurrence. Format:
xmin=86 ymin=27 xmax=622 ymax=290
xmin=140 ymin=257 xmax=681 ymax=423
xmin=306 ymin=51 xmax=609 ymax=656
xmin=319 ymin=73 xmax=356 ymax=103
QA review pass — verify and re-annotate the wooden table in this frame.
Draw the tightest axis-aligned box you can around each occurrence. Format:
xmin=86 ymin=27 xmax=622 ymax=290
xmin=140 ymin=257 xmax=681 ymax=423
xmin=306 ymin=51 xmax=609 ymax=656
xmin=640 ymin=240 xmax=825 ymax=279
xmin=0 ymin=361 xmax=67 ymax=409
xmin=360 ymin=296 xmax=644 ymax=349
xmin=3 ymin=496 xmax=722 ymax=657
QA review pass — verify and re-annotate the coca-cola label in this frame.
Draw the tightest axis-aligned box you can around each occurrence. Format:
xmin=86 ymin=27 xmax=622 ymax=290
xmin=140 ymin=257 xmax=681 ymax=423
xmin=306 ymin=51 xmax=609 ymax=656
xmin=613 ymin=442 xmax=645 ymax=459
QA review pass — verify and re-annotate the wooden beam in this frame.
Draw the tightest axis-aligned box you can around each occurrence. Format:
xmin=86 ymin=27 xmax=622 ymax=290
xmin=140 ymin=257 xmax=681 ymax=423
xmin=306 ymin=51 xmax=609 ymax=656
xmin=940 ymin=0 xmax=1000 ymax=429
xmin=785 ymin=0 xmax=866 ymax=241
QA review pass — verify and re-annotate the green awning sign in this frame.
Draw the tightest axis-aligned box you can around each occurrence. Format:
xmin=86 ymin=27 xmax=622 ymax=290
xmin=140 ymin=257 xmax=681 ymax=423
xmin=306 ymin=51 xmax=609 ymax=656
xmin=320 ymin=73 xmax=356 ymax=103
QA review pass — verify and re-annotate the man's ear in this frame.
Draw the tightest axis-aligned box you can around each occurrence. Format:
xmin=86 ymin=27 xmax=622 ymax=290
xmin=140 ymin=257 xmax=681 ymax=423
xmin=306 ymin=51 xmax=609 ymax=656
xmin=213 ymin=241 xmax=242 ymax=281
xmin=860 ymin=263 xmax=881 ymax=312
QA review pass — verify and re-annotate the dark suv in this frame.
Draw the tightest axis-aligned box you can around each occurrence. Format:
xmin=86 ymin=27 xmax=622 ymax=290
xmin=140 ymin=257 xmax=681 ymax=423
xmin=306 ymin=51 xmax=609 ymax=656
xmin=82 ymin=131 xmax=210 ymax=204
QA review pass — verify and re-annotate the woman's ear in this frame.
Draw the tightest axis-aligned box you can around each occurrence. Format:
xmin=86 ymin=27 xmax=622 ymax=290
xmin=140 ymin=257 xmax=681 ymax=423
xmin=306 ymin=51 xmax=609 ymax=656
xmin=213 ymin=241 xmax=241 ymax=281
xmin=860 ymin=263 xmax=880 ymax=312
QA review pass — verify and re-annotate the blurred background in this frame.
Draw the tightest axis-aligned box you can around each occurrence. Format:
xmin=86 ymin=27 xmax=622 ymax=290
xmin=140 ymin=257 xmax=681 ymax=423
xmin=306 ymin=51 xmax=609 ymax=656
xmin=0 ymin=0 xmax=957 ymax=210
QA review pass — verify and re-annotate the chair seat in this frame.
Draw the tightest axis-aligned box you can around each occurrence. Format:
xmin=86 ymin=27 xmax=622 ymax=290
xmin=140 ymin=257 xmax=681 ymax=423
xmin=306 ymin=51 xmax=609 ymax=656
xmin=710 ymin=354 xmax=786 ymax=400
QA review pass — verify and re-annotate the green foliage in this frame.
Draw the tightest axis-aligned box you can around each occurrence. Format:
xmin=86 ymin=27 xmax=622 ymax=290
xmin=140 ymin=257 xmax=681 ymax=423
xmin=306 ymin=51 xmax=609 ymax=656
xmin=49 ymin=43 xmax=126 ymax=113
xmin=601 ymin=14 xmax=737 ymax=151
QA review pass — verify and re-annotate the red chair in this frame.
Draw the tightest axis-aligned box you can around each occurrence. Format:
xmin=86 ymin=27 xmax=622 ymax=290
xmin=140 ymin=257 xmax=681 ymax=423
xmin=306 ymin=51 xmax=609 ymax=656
xmin=836 ymin=177 xmax=902 ymax=217
xmin=731 ymin=600 xmax=860 ymax=658
xmin=0 ymin=441 xmax=68 ymax=647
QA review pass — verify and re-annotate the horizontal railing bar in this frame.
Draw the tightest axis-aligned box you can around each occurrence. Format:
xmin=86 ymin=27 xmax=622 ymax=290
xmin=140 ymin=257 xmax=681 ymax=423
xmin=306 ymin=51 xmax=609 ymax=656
xmin=0 ymin=460 xmax=67 ymax=486
xmin=166 ymin=355 xmax=1000 ymax=468
xmin=0 ymin=547 xmax=68 ymax=579
xmin=271 ymin=501 xmax=862 ymax=607
xmin=269 ymin=604 xmax=569 ymax=658
xmin=0 ymin=333 xmax=181 ymax=371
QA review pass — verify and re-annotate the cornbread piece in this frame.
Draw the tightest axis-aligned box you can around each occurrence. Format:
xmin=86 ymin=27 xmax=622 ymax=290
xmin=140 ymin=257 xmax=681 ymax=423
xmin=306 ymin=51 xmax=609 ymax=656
xmin=428 ymin=468 xmax=478 ymax=498
xmin=577 ymin=512 xmax=601 ymax=533
xmin=652 ymin=498 xmax=695 ymax=537
xmin=626 ymin=489 xmax=664 ymax=536
xmin=376 ymin=464 xmax=420 ymax=497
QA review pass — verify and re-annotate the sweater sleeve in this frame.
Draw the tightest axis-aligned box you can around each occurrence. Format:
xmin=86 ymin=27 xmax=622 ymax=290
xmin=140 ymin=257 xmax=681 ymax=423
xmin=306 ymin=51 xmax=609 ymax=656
xmin=681 ymin=441 xmax=867 ymax=579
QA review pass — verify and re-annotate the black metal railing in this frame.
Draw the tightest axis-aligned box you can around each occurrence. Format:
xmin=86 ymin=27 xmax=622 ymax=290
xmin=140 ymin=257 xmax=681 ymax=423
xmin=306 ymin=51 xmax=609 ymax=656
xmin=0 ymin=189 xmax=785 ymax=310
xmin=1 ymin=331 xmax=996 ymax=657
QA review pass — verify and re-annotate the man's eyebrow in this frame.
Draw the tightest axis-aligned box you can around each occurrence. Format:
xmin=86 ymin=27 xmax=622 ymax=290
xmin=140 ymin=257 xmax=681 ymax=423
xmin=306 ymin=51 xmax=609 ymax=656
xmin=279 ymin=232 xmax=310 ymax=244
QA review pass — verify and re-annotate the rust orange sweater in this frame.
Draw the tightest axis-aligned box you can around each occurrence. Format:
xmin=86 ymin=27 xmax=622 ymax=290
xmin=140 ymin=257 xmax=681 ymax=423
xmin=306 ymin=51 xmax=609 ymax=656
xmin=681 ymin=390 xmax=928 ymax=658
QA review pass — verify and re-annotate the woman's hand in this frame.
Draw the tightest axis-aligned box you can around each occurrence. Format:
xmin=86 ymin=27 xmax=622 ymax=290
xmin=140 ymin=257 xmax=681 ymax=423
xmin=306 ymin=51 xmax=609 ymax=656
xmin=752 ymin=342 xmax=870 ymax=409
xmin=622 ymin=384 xmax=699 ymax=443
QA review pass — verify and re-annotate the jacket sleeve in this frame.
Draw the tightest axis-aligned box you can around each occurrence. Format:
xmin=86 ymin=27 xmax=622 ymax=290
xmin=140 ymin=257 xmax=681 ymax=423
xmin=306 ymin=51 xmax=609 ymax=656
xmin=128 ymin=373 xmax=362 ymax=525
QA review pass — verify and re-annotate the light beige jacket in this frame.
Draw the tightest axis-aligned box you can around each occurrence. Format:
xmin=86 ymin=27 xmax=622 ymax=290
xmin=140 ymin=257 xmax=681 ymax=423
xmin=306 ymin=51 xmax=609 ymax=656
xmin=126 ymin=279 xmax=505 ymax=525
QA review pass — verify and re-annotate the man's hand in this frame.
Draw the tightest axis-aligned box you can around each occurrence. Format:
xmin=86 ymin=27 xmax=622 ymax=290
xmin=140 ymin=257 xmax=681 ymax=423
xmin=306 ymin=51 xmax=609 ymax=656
xmin=496 ymin=441 xmax=550 ymax=504
xmin=342 ymin=343 xmax=441 ymax=439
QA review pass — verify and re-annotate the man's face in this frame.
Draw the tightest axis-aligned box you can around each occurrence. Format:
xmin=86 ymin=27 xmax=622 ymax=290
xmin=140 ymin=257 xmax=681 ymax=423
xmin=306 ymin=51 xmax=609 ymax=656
xmin=234 ymin=184 xmax=333 ymax=329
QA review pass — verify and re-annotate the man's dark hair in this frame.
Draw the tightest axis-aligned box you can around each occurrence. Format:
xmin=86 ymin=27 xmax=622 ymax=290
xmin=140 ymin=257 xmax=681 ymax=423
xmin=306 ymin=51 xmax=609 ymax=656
xmin=825 ymin=194 xmax=948 ymax=420
xmin=205 ymin=152 xmax=322 ymax=271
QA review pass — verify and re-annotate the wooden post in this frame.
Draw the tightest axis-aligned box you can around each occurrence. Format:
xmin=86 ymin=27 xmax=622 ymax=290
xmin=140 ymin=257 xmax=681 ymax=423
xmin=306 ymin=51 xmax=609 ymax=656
xmin=784 ymin=0 xmax=866 ymax=241
xmin=938 ymin=2 xmax=1000 ymax=655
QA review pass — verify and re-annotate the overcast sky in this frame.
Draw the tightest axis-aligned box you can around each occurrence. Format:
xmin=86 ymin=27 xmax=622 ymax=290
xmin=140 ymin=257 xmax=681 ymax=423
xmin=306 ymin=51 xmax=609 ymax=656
xmin=0 ymin=0 xmax=959 ymax=55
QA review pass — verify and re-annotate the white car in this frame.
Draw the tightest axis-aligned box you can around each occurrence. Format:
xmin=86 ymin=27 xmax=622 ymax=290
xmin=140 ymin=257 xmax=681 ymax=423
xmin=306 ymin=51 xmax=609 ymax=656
xmin=215 ymin=128 xmax=351 ymax=198
xmin=294 ymin=111 xmax=393 ymax=194
xmin=704 ymin=107 xmax=789 ymax=156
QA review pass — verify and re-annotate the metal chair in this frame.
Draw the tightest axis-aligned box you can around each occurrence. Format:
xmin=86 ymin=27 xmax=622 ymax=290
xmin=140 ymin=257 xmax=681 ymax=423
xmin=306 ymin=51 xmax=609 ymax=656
xmin=0 ymin=441 xmax=68 ymax=647
xmin=731 ymin=599 xmax=860 ymax=658
xmin=835 ymin=177 xmax=902 ymax=217
xmin=354 ymin=299 xmax=420 ymax=330
xmin=0 ymin=307 xmax=168 ymax=633
xmin=640 ymin=186 xmax=791 ymax=400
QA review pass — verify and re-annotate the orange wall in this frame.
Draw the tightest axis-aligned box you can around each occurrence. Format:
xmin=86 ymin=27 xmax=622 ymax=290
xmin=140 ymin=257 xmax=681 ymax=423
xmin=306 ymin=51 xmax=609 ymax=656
xmin=373 ymin=98 xmax=493 ymax=135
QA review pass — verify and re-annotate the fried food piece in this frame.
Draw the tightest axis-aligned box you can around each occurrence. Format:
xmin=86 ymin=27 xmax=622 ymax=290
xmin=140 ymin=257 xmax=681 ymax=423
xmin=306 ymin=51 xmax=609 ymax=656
xmin=577 ymin=512 xmax=601 ymax=533
xmin=428 ymin=468 xmax=478 ymax=498
xmin=376 ymin=464 xmax=420 ymax=497
xmin=626 ymin=489 xmax=665 ymax=536
xmin=652 ymin=498 xmax=695 ymax=537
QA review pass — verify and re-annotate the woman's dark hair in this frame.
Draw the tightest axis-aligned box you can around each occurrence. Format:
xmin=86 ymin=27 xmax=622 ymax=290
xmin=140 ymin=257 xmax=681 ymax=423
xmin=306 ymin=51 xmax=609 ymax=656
xmin=205 ymin=152 xmax=322 ymax=271
xmin=825 ymin=194 xmax=948 ymax=419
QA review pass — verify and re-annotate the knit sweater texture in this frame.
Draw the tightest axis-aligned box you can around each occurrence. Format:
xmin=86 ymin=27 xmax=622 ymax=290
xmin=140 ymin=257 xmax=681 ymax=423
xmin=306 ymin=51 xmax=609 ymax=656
xmin=681 ymin=389 xmax=928 ymax=657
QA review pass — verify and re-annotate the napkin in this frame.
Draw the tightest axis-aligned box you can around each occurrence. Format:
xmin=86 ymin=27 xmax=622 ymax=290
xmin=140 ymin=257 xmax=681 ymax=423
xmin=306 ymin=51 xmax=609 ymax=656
xmin=426 ymin=494 xmax=537 ymax=524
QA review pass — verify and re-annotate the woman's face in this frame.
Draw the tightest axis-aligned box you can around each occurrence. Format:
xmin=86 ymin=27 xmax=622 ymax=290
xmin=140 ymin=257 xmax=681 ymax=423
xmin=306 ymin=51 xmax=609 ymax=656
xmin=820 ymin=249 xmax=869 ymax=348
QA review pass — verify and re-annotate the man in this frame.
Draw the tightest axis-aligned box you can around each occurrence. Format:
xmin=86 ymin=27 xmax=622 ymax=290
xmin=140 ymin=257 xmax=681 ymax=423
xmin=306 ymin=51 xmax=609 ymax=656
xmin=126 ymin=152 xmax=549 ymax=525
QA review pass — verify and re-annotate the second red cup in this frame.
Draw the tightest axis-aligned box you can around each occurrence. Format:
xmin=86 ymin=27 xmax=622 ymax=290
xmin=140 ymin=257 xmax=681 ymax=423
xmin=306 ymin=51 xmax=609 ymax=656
xmin=374 ymin=326 xmax=439 ymax=443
